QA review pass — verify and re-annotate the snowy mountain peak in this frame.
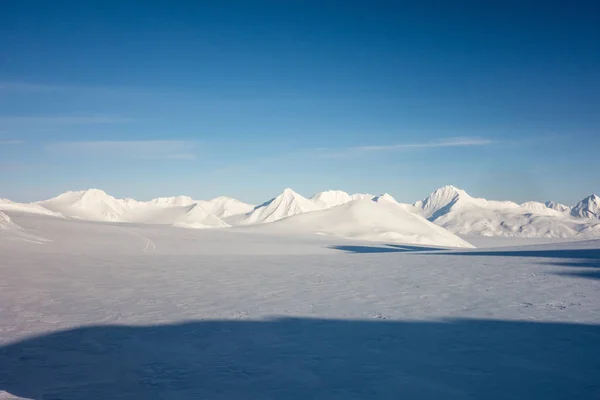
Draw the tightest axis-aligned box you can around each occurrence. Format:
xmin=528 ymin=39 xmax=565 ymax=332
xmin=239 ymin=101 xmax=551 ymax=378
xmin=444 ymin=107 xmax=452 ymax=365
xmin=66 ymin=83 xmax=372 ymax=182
xmin=571 ymin=194 xmax=600 ymax=219
xmin=311 ymin=190 xmax=353 ymax=209
xmin=199 ymin=196 xmax=255 ymax=218
xmin=414 ymin=185 xmax=472 ymax=219
xmin=372 ymin=193 xmax=397 ymax=203
xmin=545 ymin=201 xmax=571 ymax=213
xmin=241 ymin=188 xmax=318 ymax=225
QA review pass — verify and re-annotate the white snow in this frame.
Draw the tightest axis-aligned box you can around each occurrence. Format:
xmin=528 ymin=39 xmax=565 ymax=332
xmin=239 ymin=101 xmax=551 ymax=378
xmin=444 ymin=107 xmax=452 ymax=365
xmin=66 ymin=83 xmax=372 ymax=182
xmin=147 ymin=195 xmax=196 ymax=207
xmin=238 ymin=188 xmax=319 ymax=225
xmin=545 ymin=200 xmax=571 ymax=213
xmin=0 ymin=211 xmax=598 ymax=399
xmin=571 ymin=194 xmax=600 ymax=219
xmin=414 ymin=186 xmax=600 ymax=239
xmin=1 ymin=185 xmax=599 ymax=246
xmin=310 ymin=190 xmax=354 ymax=209
xmin=172 ymin=203 xmax=231 ymax=229
xmin=37 ymin=189 xmax=131 ymax=222
xmin=196 ymin=196 xmax=255 ymax=218
xmin=0 ymin=198 xmax=64 ymax=218
xmin=251 ymin=199 xmax=473 ymax=248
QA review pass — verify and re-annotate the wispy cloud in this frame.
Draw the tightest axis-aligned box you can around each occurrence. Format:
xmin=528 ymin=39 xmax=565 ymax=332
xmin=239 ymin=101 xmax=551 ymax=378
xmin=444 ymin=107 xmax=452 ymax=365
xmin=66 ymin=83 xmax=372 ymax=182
xmin=0 ymin=115 xmax=132 ymax=125
xmin=316 ymin=137 xmax=496 ymax=158
xmin=0 ymin=140 xmax=24 ymax=145
xmin=46 ymin=140 xmax=197 ymax=160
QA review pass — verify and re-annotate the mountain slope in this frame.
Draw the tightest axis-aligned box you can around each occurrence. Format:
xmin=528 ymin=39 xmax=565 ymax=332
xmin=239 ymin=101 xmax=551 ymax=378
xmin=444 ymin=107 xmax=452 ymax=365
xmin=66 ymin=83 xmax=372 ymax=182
xmin=0 ymin=198 xmax=64 ymax=218
xmin=173 ymin=203 xmax=231 ymax=229
xmin=240 ymin=188 xmax=319 ymax=225
xmin=571 ymin=195 xmax=600 ymax=219
xmin=311 ymin=190 xmax=354 ymax=209
xmin=196 ymin=196 xmax=255 ymax=218
xmin=254 ymin=199 xmax=473 ymax=248
xmin=545 ymin=201 xmax=571 ymax=213
xmin=415 ymin=186 xmax=600 ymax=238
xmin=148 ymin=196 xmax=196 ymax=207
xmin=37 ymin=189 xmax=130 ymax=222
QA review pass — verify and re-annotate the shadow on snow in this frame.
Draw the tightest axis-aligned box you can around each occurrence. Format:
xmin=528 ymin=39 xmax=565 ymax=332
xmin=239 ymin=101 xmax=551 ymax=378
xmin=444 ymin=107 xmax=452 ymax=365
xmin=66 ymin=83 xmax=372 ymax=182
xmin=330 ymin=244 xmax=600 ymax=280
xmin=1 ymin=318 xmax=599 ymax=399
xmin=330 ymin=244 xmax=446 ymax=254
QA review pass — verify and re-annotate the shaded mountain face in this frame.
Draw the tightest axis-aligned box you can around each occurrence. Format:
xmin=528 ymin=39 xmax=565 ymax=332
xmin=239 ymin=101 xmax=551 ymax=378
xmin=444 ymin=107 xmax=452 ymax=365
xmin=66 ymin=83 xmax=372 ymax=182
xmin=545 ymin=201 xmax=571 ymax=213
xmin=571 ymin=195 xmax=600 ymax=220
xmin=241 ymin=188 xmax=318 ymax=225
xmin=413 ymin=187 xmax=600 ymax=239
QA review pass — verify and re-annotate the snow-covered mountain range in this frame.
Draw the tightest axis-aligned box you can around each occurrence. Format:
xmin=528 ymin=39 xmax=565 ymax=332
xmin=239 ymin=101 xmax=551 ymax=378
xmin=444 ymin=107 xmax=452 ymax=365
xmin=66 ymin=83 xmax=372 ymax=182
xmin=1 ymin=185 xmax=599 ymax=247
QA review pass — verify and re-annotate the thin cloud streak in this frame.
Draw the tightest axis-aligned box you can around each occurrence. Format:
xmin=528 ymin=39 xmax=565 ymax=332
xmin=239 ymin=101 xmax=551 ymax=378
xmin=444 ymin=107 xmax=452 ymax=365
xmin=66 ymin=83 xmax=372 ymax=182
xmin=0 ymin=140 xmax=24 ymax=145
xmin=356 ymin=137 xmax=496 ymax=151
xmin=316 ymin=137 xmax=496 ymax=158
xmin=46 ymin=140 xmax=197 ymax=160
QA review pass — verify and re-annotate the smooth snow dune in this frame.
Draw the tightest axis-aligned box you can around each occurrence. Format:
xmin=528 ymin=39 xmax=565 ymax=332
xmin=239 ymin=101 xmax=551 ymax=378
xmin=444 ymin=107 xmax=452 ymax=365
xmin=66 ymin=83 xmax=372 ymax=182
xmin=239 ymin=188 xmax=319 ymax=225
xmin=172 ymin=203 xmax=231 ymax=229
xmin=0 ymin=198 xmax=64 ymax=218
xmin=252 ymin=199 xmax=474 ymax=248
xmin=0 ymin=211 xmax=49 ymax=244
xmin=196 ymin=196 xmax=255 ymax=218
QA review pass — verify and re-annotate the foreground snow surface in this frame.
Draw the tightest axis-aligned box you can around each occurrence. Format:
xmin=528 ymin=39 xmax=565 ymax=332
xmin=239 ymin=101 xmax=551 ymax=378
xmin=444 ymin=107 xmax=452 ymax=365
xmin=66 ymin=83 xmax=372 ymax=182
xmin=0 ymin=213 xmax=599 ymax=399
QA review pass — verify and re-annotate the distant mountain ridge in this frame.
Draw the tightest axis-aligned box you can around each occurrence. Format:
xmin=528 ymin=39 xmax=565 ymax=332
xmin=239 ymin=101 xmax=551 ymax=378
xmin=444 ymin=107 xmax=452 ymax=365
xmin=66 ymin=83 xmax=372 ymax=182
xmin=1 ymin=186 xmax=599 ymax=245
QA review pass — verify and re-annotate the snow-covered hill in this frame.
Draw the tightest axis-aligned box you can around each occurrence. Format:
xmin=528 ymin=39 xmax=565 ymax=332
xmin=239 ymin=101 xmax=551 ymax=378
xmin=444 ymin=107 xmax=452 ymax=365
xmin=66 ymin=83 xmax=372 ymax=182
xmin=0 ymin=198 xmax=64 ymax=218
xmin=2 ymin=185 xmax=600 ymax=242
xmin=414 ymin=186 xmax=600 ymax=238
xmin=311 ymin=190 xmax=354 ymax=209
xmin=173 ymin=203 xmax=231 ymax=229
xmin=148 ymin=195 xmax=196 ymax=207
xmin=37 ymin=189 xmax=232 ymax=228
xmin=37 ymin=189 xmax=130 ymax=222
xmin=254 ymin=199 xmax=474 ymax=248
xmin=571 ymin=194 xmax=600 ymax=219
xmin=545 ymin=201 xmax=571 ymax=213
xmin=239 ymin=188 xmax=319 ymax=225
xmin=196 ymin=196 xmax=255 ymax=219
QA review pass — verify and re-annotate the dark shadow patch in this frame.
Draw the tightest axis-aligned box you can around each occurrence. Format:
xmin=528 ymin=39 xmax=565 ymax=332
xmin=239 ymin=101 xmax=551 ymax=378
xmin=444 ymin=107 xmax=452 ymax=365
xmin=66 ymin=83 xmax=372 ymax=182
xmin=443 ymin=248 xmax=600 ymax=260
xmin=556 ymin=270 xmax=600 ymax=280
xmin=330 ymin=244 xmax=446 ymax=254
xmin=0 ymin=318 xmax=599 ymax=399
xmin=387 ymin=244 xmax=446 ymax=252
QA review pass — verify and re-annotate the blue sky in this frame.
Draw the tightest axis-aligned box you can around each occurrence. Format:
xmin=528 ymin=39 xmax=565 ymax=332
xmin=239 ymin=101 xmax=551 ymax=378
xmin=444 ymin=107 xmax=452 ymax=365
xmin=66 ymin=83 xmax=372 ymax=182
xmin=1 ymin=1 xmax=599 ymax=205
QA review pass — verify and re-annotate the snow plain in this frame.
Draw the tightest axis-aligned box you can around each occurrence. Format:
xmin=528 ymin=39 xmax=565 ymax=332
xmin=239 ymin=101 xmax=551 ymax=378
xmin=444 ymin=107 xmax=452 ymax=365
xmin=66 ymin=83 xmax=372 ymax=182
xmin=0 ymin=207 xmax=599 ymax=399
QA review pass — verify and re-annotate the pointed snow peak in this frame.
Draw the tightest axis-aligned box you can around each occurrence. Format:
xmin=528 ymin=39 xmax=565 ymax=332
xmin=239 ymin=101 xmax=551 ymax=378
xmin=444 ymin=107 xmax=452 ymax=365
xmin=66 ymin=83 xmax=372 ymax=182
xmin=571 ymin=194 xmax=600 ymax=219
xmin=545 ymin=200 xmax=571 ymax=213
xmin=414 ymin=185 xmax=473 ymax=220
xmin=372 ymin=193 xmax=397 ymax=203
xmin=241 ymin=188 xmax=317 ymax=224
xmin=281 ymin=188 xmax=300 ymax=197
xmin=431 ymin=185 xmax=469 ymax=198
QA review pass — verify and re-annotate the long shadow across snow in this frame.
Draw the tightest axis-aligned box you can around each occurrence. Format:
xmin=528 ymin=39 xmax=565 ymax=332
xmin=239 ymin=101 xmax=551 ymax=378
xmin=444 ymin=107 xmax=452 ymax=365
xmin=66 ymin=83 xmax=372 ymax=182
xmin=331 ymin=244 xmax=600 ymax=280
xmin=330 ymin=244 xmax=446 ymax=254
xmin=0 ymin=318 xmax=599 ymax=399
